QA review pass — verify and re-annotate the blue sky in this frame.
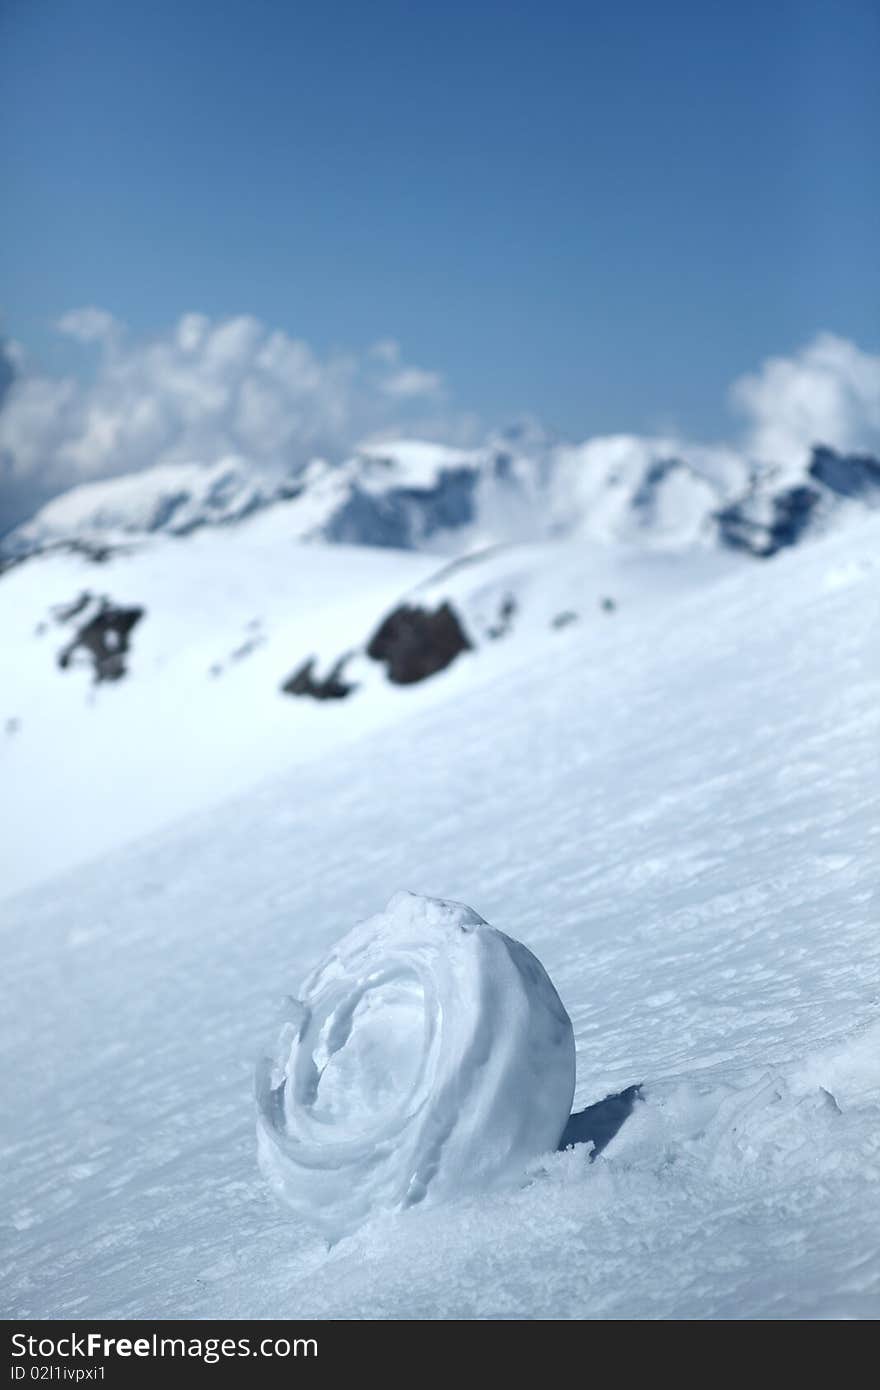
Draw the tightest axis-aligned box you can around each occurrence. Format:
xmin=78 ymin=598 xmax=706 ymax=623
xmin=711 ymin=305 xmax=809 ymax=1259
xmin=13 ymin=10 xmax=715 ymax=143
xmin=1 ymin=0 xmax=878 ymax=489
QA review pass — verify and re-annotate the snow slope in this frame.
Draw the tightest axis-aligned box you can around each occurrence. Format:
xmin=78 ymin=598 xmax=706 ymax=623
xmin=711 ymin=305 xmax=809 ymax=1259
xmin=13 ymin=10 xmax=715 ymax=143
xmin=0 ymin=506 xmax=738 ymax=898
xmin=2 ymin=515 xmax=878 ymax=1319
xmin=0 ymin=517 xmax=435 ymax=895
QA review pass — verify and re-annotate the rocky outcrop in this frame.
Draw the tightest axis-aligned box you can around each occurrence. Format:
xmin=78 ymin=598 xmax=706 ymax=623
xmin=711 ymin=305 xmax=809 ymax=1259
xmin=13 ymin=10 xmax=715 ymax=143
xmin=281 ymin=600 xmax=471 ymax=700
xmin=58 ymin=600 xmax=145 ymax=682
xmin=716 ymin=485 xmax=822 ymax=558
xmin=366 ymin=602 xmax=472 ymax=685
xmin=807 ymin=445 xmax=880 ymax=499
xmin=320 ymin=467 xmax=479 ymax=550
xmin=716 ymin=446 xmax=880 ymax=559
xmin=281 ymin=655 xmax=355 ymax=700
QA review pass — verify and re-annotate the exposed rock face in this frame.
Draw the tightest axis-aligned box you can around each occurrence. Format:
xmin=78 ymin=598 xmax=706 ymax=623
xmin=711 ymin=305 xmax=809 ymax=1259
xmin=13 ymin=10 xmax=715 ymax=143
xmin=58 ymin=600 xmax=145 ymax=682
xmin=716 ymin=485 xmax=821 ymax=558
xmin=282 ymin=601 xmax=471 ymax=700
xmin=807 ymin=445 xmax=880 ymax=499
xmin=715 ymin=446 xmax=880 ymax=559
xmin=321 ymin=467 xmax=479 ymax=549
xmin=366 ymin=602 xmax=472 ymax=685
xmin=281 ymin=655 xmax=355 ymax=700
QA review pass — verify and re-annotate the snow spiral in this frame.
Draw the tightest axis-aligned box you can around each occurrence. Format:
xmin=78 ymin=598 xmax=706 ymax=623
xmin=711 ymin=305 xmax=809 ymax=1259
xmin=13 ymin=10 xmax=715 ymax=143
xmin=255 ymin=891 xmax=576 ymax=1238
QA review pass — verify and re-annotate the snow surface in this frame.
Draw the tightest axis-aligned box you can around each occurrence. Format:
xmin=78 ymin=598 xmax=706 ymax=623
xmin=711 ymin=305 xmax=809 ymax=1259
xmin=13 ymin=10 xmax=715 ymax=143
xmin=0 ymin=510 xmax=738 ymax=899
xmin=1 ymin=516 xmax=879 ymax=1318
xmin=256 ymin=892 xmax=575 ymax=1239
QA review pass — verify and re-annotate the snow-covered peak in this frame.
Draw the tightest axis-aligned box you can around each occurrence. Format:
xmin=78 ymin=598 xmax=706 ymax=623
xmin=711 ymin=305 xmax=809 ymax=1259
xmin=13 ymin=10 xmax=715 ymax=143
xmin=4 ymin=433 xmax=879 ymax=565
xmin=546 ymin=435 xmax=748 ymax=549
xmin=352 ymin=438 xmax=482 ymax=488
xmin=254 ymin=430 xmax=751 ymax=555
xmin=4 ymin=457 xmax=297 ymax=556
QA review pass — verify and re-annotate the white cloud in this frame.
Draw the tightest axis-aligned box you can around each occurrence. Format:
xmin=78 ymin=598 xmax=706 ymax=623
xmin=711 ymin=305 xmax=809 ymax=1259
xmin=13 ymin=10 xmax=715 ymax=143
xmin=56 ymin=307 xmax=120 ymax=346
xmin=731 ymin=333 xmax=880 ymax=467
xmin=0 ymin=311 xmax=464 ymax=531
xmin=381 ymin=366 xmax=445 ymax=399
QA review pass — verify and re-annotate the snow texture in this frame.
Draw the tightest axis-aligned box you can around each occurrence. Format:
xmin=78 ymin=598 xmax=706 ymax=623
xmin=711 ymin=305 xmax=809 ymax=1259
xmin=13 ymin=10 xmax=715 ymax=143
xmin=256 ymin=892 xmax=576 ymax=1238
xmin=1 ymin=515 xmax=879 ymax=1319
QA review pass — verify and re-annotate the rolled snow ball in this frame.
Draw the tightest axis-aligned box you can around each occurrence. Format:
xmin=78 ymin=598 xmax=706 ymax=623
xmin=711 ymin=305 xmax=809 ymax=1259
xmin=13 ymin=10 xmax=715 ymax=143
xmin=255 ymin=891 xmax=576 ymax=1239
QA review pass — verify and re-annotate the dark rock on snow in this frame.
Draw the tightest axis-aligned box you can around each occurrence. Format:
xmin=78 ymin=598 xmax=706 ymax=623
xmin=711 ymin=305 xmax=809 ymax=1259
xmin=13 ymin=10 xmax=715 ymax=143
xmin=366 ymin=602 xmax=472 ymax=685
xmin=321 ymin=466 xmax=479 ymax=550
xmin=715 ymin=445 xmax=880 ymax=559
xmin=716 ymin=485 xmax=821 ymax=558
xmin=807 ymin=444 xmax=880 ymax=499
xmin=58 ymin=601 xmax=145 ymax=682
xmin=282 ymin=655 xmax=355 ymax=700
xmin=52 ymin=591 xmax=93 ymax=624
xmin=486 ymin=593 xmax=517 ymax=640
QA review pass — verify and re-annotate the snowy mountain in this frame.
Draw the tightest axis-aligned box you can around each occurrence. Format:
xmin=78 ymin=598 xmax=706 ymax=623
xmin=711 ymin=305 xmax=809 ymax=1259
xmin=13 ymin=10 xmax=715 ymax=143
xmin=2 ymin=433 xmax=880 ymax=900
xmin=0 ymin=457 xmax=301 ymax=560
xmin=2 ymin=511 xmax=878 ymax=1318
xmin=0 ymin=437 xmax=529 ymax=560
xmin=717 ymin=444 xmax=880 ymax=556
xmin=5 ymin=433 xmax=879 ymax=564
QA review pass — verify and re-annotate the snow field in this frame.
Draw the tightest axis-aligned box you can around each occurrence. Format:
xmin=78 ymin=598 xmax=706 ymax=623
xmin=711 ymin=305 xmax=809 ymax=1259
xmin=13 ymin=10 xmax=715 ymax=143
xmin=1 ymin=516 xmax=878 ymax=1317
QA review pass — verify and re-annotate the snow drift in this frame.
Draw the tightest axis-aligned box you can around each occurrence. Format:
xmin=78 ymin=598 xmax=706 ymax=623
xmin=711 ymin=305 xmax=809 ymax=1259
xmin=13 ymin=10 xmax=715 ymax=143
xmin=255 ymin=892 xmax=576 ymax=1238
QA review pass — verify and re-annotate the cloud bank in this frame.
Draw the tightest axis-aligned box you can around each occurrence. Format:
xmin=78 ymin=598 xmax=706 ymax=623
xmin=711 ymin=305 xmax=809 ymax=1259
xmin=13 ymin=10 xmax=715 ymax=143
xmin=1 ymin=311 xmax=878 ymax=534
xmin=731 ymin=333 xmax=880 ymax=468
xmin=0 ymin=312 xmax=466 ymax=533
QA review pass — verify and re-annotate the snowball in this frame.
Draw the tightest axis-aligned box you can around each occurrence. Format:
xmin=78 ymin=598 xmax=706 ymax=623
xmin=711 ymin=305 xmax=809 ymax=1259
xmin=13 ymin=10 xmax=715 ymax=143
xmin=255 ymin=891 xmax=576 ymax=1238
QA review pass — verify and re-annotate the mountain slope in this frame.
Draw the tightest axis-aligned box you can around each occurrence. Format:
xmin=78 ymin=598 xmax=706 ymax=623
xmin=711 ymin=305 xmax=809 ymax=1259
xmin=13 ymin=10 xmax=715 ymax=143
xmin=4 ymin=431 xmax=879 ymax=899
xmin=1 ymin=458 xmax=298 ymax=558
xmin=0 ymin=505 xmax=738 ymax=897
xmin=2 ymin=515 xmax=878 ymax=1319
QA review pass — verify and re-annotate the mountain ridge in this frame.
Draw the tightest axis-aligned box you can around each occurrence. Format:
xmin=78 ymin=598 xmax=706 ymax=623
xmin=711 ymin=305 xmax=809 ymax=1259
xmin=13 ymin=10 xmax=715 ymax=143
xmin=6 ymin=434 xmax=880 ymax=567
